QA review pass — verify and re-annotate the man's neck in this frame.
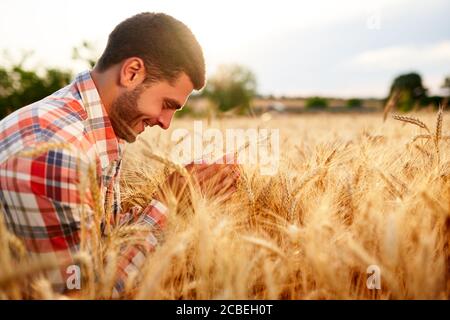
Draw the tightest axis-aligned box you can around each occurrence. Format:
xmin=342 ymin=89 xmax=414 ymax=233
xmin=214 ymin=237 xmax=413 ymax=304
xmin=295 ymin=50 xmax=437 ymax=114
xmin=90 ymin=67 xmax=120 ymax=115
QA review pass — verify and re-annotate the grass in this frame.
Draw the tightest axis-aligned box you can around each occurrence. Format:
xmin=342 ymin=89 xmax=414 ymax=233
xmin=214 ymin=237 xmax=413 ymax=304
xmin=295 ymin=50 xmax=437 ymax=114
xmin=0 ymin=111 xmax=449 ymax=299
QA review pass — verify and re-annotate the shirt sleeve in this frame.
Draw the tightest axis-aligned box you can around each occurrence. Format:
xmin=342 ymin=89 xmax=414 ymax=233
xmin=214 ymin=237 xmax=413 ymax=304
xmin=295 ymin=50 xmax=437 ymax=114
xmin=0 ymin=145 xmax=168 ymax=296
xmin=112 ymin=199 xmax=168 ymax=297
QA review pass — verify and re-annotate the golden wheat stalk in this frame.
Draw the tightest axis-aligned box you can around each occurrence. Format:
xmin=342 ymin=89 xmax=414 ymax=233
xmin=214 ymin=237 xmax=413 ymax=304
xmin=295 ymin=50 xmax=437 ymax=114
xmin=434 ymin=105 xmax=444 ymax=163
xmin=414 ymin=144 xmax=433 ymax=159
xmin=86 ymin=163 xmax=105 ymax=279
xmin=0 ymin=256 xmax=60 ymax=288
xmin=392 ymin=115 xmax=431 ymax=134
xmin=411 ymin=134 xmax=433 ymax=143
xmin=73 ymin=251 xmax=96 ymax=299
xmin=241 ymin=235 xmax=287 ymax=260
xmin=31 ymin=277 xmax=57 ymax=300
xmin=140 ymin=137 xmax=190 ymax=177
xmin=378 ymin=170 xmax=403 ymax=199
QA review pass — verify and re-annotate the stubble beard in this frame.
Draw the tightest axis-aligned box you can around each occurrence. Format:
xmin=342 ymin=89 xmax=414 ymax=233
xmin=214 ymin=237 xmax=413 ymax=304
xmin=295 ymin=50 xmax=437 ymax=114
xmin=108 ymin=85 xmax=145 ymax=143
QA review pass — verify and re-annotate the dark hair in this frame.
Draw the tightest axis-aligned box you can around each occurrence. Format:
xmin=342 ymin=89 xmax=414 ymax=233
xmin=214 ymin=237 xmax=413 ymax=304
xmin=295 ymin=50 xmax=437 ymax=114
xmin=96 ymin=12 xmax=205 ymax=90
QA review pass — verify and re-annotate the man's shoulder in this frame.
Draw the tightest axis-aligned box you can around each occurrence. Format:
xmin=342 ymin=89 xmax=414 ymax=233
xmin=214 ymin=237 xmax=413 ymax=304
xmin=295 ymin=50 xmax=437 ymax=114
xmin=0 ymin=87 xmax=90 ymax=162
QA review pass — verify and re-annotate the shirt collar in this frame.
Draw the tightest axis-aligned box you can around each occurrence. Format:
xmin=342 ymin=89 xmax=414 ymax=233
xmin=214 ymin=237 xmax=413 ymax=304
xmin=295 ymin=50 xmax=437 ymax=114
xmin=73 ymin=70 xmax=126 ymax=170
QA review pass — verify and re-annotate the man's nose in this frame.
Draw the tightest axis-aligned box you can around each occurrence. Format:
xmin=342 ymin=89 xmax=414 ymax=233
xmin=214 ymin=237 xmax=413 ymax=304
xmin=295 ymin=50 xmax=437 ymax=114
xmin=158 ymin=114 xmax=172 ymax=130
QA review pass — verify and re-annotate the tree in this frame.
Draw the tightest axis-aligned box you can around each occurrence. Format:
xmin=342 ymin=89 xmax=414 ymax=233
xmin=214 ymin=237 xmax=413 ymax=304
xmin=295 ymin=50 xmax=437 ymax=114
xmin=0 ymin=56 xmax=72 ymax=120
xmin=440 ymin=76 xmax=450 ymax=108
xmin=202 ymin=64 xmax=257 ymax=114
xmin=442 ymin=76 xmax=450 ymax=95
xmin=305 ymin=96 xmax=328 ymax=109
xmin=0 ymin=41 xmax=100 ymax=120
xmin=346 ymin=98 xmax=362 ymax=108
xmin=388 ymin=72 xmax=427 ymax=112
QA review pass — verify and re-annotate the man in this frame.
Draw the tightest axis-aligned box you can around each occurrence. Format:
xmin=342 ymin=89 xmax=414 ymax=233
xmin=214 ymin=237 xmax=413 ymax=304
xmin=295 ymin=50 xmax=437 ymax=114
xmin=0 ymin=12 xmax=239 ymax=297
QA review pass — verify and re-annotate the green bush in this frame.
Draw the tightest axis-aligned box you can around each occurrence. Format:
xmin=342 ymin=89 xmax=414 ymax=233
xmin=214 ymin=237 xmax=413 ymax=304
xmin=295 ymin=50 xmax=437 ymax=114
xmin=0 ymin=65 xmax=72 ymax=119
xmin=305 ymin=96 xmax=328 ymax=109
xmin=387 ymin=72 xmax=427 ymax=112
xmin=202 ymin=64 xmax=257 ymax=114
xmin=346 ymin=98 xmax=362 ymax=108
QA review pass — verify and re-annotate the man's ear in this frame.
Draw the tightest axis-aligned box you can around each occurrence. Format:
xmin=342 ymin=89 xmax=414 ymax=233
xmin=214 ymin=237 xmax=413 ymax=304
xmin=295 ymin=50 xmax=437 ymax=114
xmin=119 ymin=57 xmax=146 ymax=88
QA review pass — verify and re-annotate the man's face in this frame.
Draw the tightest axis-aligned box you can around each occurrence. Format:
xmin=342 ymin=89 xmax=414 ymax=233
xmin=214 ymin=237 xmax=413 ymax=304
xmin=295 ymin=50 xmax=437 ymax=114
xmin=109 ymin=72 xmax=194 ymax=143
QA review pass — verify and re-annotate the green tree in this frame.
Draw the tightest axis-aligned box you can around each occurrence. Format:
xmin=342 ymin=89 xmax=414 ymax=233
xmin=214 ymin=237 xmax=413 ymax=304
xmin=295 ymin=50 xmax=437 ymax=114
xmin=346 ymin=98 xmax=362 ymax=108
xmin=0 ymin=57 xmax=72 ymax=119
xmin=442 ymin=76 xmax=450 ymax=94
xmin=202 ymin=64 xmax=257 ymax=114
xmin=388 ymin=72 xmax=427 ymax=112
xmin=440 ymin=76 xmax=450 ymax=108
xmin=442 ymin=76 xmax=450 ymax=98
xmin=305 ymin=96 xmax=328 ymax=109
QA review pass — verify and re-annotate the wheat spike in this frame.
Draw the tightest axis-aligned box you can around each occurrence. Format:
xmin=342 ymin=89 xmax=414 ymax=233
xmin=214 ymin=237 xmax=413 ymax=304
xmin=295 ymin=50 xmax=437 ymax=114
xmin=411 ymin=134 xmax=432 ymax=143
xmin=32 ymin=278 xmax=57 ymax=300
xmin=392 ymin=115 xmax=431 ymax=134
xmin=139 ymin=138 xmax=190 ymax=178
xmin=241 ymin=235 xmax=287 ymax=259
xmin=414 ymin=144 xmax=433 ymax=159
xmin=435 ymin=105 xmax=443 ymax=143
xmin=434 ymin=105 xmax=444 ymax=163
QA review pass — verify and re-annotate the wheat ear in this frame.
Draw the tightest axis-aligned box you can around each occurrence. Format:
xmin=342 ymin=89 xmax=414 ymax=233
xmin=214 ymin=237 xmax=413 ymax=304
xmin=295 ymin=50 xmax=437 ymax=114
xmin=392 ymin=115 xmax=431 ymax=134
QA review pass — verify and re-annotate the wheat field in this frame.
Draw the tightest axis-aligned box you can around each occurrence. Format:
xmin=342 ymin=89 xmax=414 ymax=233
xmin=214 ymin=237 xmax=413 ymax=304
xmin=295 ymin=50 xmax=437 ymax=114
xmin=1 ymin=111 xmax=449 ymax=299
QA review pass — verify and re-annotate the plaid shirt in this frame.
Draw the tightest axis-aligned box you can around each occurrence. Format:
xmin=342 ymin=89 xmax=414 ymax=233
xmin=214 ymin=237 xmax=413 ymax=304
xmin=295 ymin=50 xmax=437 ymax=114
xmin=0 ymin=70 xmax=168 ymax=297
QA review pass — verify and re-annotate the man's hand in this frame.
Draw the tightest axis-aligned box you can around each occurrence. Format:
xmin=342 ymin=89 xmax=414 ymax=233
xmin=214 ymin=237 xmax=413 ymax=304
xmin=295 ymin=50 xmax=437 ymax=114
xmin=186 ymin=162 xmax=240 ymax=199
xmin=155 ymin=159 xmax=240 ymax=203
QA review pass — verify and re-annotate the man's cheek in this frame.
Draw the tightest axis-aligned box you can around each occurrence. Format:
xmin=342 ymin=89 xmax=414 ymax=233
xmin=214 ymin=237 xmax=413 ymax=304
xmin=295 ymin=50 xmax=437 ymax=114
xmin=138 ymin=105 xmax=161 ymax=119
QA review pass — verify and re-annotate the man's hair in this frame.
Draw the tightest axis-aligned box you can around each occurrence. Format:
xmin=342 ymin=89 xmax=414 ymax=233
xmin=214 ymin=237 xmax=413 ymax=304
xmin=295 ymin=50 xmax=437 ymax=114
xmin=96 ymin=12 xmax=205 ymax=90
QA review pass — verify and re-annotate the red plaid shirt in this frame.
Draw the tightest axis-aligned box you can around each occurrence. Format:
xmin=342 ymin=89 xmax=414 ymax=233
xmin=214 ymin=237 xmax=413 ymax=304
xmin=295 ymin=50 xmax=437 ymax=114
xmin=0 ymin=70 xmax=168 ymax=297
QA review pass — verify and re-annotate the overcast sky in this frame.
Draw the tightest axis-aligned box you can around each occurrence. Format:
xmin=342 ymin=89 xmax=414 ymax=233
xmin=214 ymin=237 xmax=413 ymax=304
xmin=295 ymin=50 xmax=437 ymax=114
xmin=0 ymin=0 xmax=449 ymax=98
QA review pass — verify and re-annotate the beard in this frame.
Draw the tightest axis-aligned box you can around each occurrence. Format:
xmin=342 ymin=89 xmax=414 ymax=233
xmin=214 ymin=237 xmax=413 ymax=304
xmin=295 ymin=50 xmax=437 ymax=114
xmin=108 ymin=85 xmax=146 ymax=143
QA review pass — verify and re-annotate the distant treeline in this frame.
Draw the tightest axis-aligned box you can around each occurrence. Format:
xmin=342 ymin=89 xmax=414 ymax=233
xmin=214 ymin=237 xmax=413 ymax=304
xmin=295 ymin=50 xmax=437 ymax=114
xmin=1 ymin=45 xmax=449 ymax=120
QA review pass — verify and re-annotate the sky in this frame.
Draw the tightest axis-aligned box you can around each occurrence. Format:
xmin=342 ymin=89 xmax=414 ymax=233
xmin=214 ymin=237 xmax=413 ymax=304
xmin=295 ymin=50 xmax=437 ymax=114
xmin=0 ymin=0 xmax=449 ymax=98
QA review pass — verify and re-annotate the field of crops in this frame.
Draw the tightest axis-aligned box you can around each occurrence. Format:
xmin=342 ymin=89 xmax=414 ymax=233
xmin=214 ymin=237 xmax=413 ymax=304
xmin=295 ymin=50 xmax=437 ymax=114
xmin=1 ymin=111 xmax=449 ymax=299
